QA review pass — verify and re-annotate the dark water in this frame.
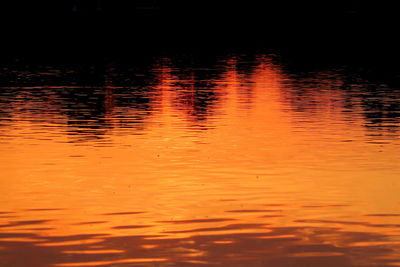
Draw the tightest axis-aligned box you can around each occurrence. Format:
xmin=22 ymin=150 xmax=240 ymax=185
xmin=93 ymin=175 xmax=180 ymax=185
xmin=0 ymin=54 xmax=400 ymax=266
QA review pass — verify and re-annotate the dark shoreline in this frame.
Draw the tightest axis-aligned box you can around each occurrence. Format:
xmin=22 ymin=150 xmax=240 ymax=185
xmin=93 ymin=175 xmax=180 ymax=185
xmin=1 ymin=0 xmax=400 ymax=69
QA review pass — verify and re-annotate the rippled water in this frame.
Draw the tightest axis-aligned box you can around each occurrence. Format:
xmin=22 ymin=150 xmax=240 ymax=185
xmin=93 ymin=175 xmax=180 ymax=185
xmin=1 ymin=55 xmax=400 ymax=267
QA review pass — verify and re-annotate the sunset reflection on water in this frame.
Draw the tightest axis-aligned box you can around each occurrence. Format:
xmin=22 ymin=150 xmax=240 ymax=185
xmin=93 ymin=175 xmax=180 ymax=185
xmin=0 ymin=55 xmax=399 ymax=266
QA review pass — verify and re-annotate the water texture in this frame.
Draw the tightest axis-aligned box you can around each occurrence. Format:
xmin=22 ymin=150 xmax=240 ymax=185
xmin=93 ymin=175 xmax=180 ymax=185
xmin=0 ymin=54 xmax=399 ymax=266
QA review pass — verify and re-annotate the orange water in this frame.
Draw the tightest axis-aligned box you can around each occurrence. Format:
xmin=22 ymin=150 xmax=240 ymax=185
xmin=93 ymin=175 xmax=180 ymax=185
xmin=1 ymin=55 xmax=399 ymax=266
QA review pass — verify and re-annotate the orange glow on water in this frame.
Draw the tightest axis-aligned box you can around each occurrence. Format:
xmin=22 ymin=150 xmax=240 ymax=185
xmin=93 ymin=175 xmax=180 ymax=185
xmin=0 ymin=55 xmax=400 ymax=266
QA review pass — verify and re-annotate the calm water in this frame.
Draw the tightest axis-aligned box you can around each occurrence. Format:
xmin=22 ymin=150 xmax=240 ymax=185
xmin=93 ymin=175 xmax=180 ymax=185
xmin=0 ymin=55 xmax=400 ymax=267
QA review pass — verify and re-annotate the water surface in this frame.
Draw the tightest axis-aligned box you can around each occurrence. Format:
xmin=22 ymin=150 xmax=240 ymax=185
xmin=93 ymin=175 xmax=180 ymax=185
xmin=1 ymin=55 xmax=400 ymax=266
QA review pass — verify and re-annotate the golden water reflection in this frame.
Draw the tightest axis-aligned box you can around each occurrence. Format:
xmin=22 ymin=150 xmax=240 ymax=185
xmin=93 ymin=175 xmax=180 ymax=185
xmin=0 ymin=55 xmax=400 ymax=266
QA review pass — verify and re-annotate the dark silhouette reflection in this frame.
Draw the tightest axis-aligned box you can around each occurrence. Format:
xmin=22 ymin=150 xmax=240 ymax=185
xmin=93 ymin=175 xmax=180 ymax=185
xmin=2 ymin=54 xmax=400 ymax=143
xmin=0 ymin=62 xmax=159 ymax=143
xmin=0 ymin=56 xmax=234 ymax=141
xmin=279 ymin=65 xmax=400 ymax=138
xmin=357 ymin=83 xmax=400 ymax=140
xmin=151 ymin=56 xmax=226 ymax=131
xmin=57 ymin=64 xmax=160 ymax=143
